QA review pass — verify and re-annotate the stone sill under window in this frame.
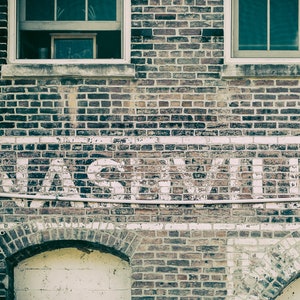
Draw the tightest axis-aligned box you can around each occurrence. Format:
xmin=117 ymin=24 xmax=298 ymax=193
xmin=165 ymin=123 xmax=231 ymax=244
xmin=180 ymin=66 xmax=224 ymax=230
xmin=1 ymin=63 xmax=135 ymax=78
xmin=222 ymin=64 xmax=300 ymax=78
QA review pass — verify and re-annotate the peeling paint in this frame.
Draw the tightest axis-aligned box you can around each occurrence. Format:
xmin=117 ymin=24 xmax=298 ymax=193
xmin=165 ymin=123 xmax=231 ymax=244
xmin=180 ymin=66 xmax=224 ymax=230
xmin=1 ymin=154 xmax=300 ymax=206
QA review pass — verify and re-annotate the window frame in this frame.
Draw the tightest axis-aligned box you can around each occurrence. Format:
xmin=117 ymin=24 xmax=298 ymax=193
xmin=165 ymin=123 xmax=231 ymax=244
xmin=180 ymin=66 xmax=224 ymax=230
xmin=8 ymin=0 xmax=131 ymax=64
xmin=225 ymin=0 xmax=300 ymax=64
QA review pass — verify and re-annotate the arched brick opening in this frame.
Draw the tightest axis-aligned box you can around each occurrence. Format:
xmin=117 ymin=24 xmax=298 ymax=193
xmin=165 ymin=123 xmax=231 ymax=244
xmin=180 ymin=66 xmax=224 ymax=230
xmin=239 ymin=231 xmax=300 ymax=300
xmin=11 ymin=242 xmax=131 ymax=299
xmin=0 ymin=219 xmax=142 ymax=299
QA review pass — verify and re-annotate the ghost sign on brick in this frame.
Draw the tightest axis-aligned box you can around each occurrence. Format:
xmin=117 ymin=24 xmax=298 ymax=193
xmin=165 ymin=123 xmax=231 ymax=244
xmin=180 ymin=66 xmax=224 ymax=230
xmin=0 ymin=136 xmax=299 ymax=206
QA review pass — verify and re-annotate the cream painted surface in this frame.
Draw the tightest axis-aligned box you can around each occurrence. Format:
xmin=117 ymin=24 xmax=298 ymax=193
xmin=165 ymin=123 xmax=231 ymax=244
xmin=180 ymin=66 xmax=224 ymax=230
xmin=276 ymin=278 xmax=300 ymax=300
xmin=14 ymin=248 xmax=131 ymax=300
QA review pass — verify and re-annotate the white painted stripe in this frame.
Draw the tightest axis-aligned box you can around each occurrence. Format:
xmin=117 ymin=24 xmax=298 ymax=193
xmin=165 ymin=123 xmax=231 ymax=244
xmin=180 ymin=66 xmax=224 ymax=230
xmin=1 ymin=222 xmax=300 ymax=231
xmin=1 ymin=136 xmax=300 ymax=145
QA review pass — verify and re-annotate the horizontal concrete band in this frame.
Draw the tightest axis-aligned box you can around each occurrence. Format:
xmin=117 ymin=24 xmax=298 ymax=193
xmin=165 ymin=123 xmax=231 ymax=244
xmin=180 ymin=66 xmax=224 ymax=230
xmin=0 ymin=136 xmax=299 ymax=145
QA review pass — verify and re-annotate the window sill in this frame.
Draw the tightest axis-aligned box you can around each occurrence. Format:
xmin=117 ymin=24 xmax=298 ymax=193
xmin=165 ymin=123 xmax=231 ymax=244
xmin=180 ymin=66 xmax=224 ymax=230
xmin=222 ymin=64 xmax=300 ymax=79
xmin=1 ymin=63 xmax=135 ymax=78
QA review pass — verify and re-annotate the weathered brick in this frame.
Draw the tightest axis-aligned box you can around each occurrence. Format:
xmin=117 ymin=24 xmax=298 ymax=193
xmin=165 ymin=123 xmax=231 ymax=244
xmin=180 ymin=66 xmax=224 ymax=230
xmin=0 ymin=1 xmax=300 ymax=300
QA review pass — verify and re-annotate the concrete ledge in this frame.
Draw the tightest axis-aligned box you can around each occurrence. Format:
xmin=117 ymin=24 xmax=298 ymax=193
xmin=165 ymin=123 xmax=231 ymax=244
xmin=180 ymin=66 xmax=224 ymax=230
xmin=222 ymin=64 xmax=300 ymax=78
xmin=1 ymin=63 xmax=135 ymax=78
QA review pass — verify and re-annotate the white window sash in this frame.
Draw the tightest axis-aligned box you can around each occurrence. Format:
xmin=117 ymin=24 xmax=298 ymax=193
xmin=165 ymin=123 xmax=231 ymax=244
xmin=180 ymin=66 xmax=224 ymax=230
xmin=225 ymin=0 xmax=300 ymax=63
xmin=8 ymin=0 xmax=131 ymax=64
xmin=19 ymin=21 xmax=121 ymax=31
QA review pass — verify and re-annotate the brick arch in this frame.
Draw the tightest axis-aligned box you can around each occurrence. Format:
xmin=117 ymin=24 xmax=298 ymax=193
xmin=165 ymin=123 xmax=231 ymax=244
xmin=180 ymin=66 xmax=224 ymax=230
xmin=239 ymin=231 xmax=300 ymax=300
xmin=0 ymin=218 xmax=142 ymax=299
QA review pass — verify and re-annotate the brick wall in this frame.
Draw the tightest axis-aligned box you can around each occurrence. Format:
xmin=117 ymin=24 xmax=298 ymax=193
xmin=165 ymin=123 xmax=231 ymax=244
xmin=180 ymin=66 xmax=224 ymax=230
xmin=1 ymin=0 xmax=300 ymax=299
xmin=1 ymin=203 xmax=300 ymax=299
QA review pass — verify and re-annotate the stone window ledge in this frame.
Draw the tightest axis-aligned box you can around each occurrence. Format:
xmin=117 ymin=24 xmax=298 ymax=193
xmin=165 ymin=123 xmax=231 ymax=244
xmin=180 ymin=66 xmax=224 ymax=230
xmin=222 ymin=64 xmax=300 ymax=78
xmin=1 ymin=63 xmax=135 ymax=78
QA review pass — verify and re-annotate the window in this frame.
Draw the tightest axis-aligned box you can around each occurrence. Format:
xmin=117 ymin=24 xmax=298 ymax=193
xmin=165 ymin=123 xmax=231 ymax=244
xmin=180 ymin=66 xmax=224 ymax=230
xmin=8 ymin=0 xmax=131 ymax=63
xmin=227 ymin=0 xmax=300 ymax=62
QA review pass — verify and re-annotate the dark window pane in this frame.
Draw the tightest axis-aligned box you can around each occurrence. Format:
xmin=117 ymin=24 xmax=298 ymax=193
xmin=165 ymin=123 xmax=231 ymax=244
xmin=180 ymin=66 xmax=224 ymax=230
xmin=57 ymin=0 xmax=85 ymax=20
xmin=97 ymin=31 xmax=121 ymax=58
xmin=26 ymin=0 xmax=54 ymax=20
xmin=54 ymin=38 xmax=94 ymax=59
xmin=19 ymin=31 xmax=51 ymax=59
xmin=270 ymin=0 xmax=298 ymax=50
xmin=88 ymin=0 xmax=116 ymax=21
xmin=239 ymin=0 xmax=268 ymax=50
xmin=19 ymin=31 xmax=122 ymax=59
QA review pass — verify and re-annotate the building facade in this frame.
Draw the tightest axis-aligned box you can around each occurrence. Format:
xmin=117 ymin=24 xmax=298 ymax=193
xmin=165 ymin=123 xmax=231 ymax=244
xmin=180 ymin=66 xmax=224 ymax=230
xmin=1 ymin=0 xmax=300 ymax=299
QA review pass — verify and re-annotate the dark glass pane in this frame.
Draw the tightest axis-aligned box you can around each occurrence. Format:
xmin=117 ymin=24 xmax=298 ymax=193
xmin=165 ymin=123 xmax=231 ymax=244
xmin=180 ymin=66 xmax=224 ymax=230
xmin=239 ymin=0 xmax=268 ymax=50
xmin=270 ymin=0 xmax=298 ymax=50
xmin=54 ymin=38 xmax=94 ymax=59
xmin=88 ymin=0 xmax=116 ymax=21
xmin=19 ymin=31 xmax=51 ymax=59
xmin=57 ymin=0 xmax=85 ymax=20
xmin=97 ymin=31 xmax=121 ymax=58
xmin=26 ymin=0 xmax=54 ymax=21
xmin=19 ymin=30 xmax=122 ymax=59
